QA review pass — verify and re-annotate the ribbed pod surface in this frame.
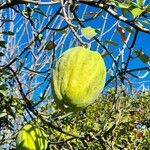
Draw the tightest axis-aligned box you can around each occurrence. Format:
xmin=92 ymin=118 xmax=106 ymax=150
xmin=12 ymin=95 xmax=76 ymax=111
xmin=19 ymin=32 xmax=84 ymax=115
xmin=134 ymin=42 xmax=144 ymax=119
xmin=52 ymin=46 xmax=106 ymax=111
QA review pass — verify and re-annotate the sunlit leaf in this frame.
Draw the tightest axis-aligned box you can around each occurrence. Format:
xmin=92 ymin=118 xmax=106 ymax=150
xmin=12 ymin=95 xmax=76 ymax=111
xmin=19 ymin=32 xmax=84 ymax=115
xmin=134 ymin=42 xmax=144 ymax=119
xmin=130 ymin=8 xmax=143 ymax=17
xmin=38 ymin=34 xmax=43 ymax=42
xmin=22 ymin=9 xmax=31 ymax=18
xmin=117 ymin=2 xmax=131 ymax=9
xmin=110 ymin=1 xmax=131 ymax=9
xmin=0 ymin=112 xmax=7 ymax=118
xmin=81 ymin=26 xmax=98 ymax=39
xmin=0 ymin=90 xmax=7 ymax=96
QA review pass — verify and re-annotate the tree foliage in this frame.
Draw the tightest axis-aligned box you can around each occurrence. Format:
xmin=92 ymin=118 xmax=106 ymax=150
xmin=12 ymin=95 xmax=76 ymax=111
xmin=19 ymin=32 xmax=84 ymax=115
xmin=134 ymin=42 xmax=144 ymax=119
xmin=0 ymin=0 xmax=150 ymax=149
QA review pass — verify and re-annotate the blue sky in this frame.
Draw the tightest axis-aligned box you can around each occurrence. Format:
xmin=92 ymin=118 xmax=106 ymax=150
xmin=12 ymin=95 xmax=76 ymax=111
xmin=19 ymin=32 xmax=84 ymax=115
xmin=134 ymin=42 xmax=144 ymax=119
xmin=1 ymin=2 xmax=150 ymax=103
xmin=1 ymin=2 xmax=150 ymax=149
xmin=31 ymin=3 xmax=150 ymax=100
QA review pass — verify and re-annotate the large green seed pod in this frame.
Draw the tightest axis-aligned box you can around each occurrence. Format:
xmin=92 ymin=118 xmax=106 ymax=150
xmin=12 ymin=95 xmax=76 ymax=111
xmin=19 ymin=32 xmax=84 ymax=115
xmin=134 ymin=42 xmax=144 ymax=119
xmin=16 ymin=124 xmax=47 ymax=150
xmin=52 ymin=46 xmax=106 ymax=112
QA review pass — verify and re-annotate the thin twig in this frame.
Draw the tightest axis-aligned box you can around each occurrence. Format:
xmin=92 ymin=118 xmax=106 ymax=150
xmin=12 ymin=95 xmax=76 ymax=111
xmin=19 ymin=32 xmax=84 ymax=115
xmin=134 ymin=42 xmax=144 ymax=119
xmin=79 ymin=0 xmax=150 ymax=34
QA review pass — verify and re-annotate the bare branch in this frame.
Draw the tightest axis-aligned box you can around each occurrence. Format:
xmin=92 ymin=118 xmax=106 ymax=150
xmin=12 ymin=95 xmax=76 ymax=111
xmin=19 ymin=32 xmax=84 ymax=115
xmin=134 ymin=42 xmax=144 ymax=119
xmin=79 ymin=0 xmax=150 ymax=34
xmin=0 ymin=0 xmax=60 ymax=10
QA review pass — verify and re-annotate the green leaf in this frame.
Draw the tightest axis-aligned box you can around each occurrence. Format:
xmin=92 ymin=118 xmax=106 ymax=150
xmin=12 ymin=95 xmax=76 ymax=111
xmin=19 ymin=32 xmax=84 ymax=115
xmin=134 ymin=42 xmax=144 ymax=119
xmin=110 ymin=1 xmax=131 ymax=9
xmin=93 ymin=122 xmax=100 ymax=131
xmin=81 ymin=26 xmax=97 ymax=39
xmin=0 ymin=112 xmax=7 ymax=118
xmin=38 ymin=34 xmax=43 ymax=42
xmin=137 ymin=0 xmax=144 ymax=7
xmin=117 ymin=2 xmax=131 ymax=9
xmin=34 ymin=8 xmax=47 ymax=17
xmin=0 ymin=41 xmax=6 ymax=48
xmin=2 ymin=31 xmax=14 ymax=35
xmin=130 ymin=8 xmax=143 ymax=17
xmin=0 ymin=52 xmax=4 ymax=56
xmin=123 ymin=27 xmax=134 ymax=34
xmin=45 ymin=40 xmax=56 ymax=50
xmin=0 ymin=84 xmax=7 ymax=90
xmin=121 ymin=8 xmax=128 ymax=17
xmin=146 ymin=4 xmax=150 ymax=13
xmin=131 ymin=2 xmax=141 ymax=8
xmin=102 ymin=53 xmax=108 ymax=58
xmin=59 ymin=29 xmax=67 ymax=35
xmin=134 ymin=50 xmax=150 ymax=63
xmin=104 ymin=40 xmax=118 ymax=46
xmin=0 ymin=90 xmax=7 ymax=96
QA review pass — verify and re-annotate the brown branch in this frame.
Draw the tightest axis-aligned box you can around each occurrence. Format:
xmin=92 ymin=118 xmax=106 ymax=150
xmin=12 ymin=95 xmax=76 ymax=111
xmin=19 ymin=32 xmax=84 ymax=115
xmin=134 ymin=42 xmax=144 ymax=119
xmin=0 ymin=0 xmax=59 ymax=10
xmin=79 ymin=0 xmax=150 ymax=34
xmin=1 ymin=7 xmax=61 ymax=69
xmin=124 ymin=30 xmax=139 ymax=73
xmin=7 ymin=66 xmax=82 ymax=139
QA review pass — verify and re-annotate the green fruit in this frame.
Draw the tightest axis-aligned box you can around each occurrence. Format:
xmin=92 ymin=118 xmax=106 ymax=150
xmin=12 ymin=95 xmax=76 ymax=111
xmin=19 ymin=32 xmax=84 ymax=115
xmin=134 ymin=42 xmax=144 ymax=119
xmin=16 ymin=124 xmax=47 ymax=150
xmin=52 ymin=46 xmax=106 ymax=112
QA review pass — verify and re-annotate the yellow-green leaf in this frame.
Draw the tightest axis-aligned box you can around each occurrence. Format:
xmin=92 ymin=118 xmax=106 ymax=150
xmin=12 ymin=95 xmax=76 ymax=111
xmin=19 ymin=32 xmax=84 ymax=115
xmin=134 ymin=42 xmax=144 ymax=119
xmin=130 ymin=8 xmax=143 ymax=17
xmin=81 ymin=26 xmax=97 ymax=39
xmin=117 ymin=2 xmax=131 ymax=9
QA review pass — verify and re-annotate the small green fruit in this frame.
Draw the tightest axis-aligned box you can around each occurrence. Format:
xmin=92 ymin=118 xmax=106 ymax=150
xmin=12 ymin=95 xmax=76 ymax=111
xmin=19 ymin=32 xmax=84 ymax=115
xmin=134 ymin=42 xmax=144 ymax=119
xmin=52 ymin=46 xmax=106 ymax=112
xmin=16 ymin=124 xmax=47 ymax=150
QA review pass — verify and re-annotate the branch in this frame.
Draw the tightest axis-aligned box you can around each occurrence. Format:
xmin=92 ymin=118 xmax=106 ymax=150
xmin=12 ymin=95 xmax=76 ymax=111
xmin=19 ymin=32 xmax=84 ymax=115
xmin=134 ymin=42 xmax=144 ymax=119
xmin=60 ymin=0 xmax=87 ymax=45
xmin=7 ymin=66 xmax=82 ymax=139
xmin=79 ymin=0 xmax=150 ymax=34
xmin=0 ymin=0 xmax=60 ymax=10
xmin=127 ymin=67 xmax=150 ymax=73
xmin=124 ymin=30 xmax=139 ymax=73
xmin=1 ymin=7 xmax=61 ymax=69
